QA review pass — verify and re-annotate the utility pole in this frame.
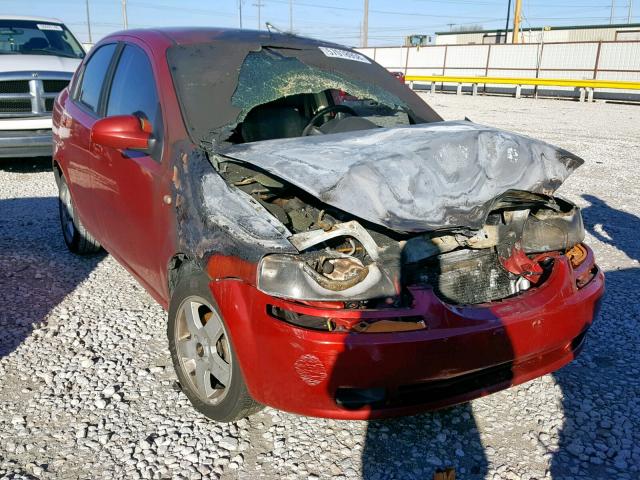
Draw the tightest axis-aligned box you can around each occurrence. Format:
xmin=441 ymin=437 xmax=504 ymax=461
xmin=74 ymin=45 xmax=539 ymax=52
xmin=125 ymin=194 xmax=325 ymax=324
xmin=289 ymin=0 xmax=293 ymax=32
xmin=361 ymin=0 xmax=369 ymax=47
xmin=121 ymin=0 xmax=128 ymax=29
xmin=253 ymin=1 xmax=264 ymax=30
xmin=504 ymin=0 xmax=512 ymax=43
xmin=238 ymin=0 xmax=243 ymax=29
xmin=610 ymin=0 xmax=615 ymax=24
xmin=85 ymin=0 xmax=92 ymax=43
xmin=512 ymin=0 xmax=522 ymax=44
xmin=628 ymin=0 xmax=633 ymax=23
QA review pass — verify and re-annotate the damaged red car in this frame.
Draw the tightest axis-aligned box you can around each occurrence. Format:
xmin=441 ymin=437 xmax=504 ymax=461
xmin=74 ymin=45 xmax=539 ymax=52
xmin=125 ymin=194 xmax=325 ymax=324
xmin=52 ymin=28 xmax=604 ymax=421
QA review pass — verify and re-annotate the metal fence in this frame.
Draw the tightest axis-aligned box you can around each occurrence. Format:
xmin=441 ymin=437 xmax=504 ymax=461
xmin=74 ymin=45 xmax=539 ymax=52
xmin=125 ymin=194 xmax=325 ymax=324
xmin=357 ymin=40 xmax=640 ymax=100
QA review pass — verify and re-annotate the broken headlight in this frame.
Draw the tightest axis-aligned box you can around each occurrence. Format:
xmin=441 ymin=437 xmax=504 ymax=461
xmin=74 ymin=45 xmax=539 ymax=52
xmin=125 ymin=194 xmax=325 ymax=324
xmin=522 ymin=199 xmax=586 ymax=253
xmin=257 ymin=253 xmax=396 ymax=301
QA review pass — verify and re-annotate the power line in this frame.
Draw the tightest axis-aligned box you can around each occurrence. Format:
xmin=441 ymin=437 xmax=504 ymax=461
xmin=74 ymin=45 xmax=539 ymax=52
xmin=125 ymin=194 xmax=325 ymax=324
xmin=362 ymin=0 xmax=369 ymax=47
xmin=85 ymin=0 xmax=92 ymax=43
xmin=128 ymin=1 xmax=236 ymax=18
xmin=121 ymin=0 xmax=128 ymax=29
xmin=504 ymin=0 xmax=512 ymax=43
xmin=253 ymin=1 xmax=264 ymax=30
xmin=610 ymin=0 xmax=616 ymax=24
xmin=267 ymin=0 xmax=518 ymax=19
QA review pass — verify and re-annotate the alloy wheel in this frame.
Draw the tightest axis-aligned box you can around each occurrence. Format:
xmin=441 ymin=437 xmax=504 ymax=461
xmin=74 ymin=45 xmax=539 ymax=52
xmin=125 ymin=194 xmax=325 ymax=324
xmin=175 ymin=297 xmax=232 ymax=404
xmin=59 ymin=183 xmax=76 ymax=244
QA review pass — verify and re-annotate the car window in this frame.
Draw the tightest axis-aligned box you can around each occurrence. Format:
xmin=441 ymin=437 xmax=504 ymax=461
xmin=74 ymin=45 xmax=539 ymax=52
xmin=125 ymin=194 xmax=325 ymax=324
xmin=77 ymin=43 xmax=117 ymax=113
xmin=106 ymin=44 xmax=161 ymax=132
xmin=106 ymin=44 xmax=163 ymax=160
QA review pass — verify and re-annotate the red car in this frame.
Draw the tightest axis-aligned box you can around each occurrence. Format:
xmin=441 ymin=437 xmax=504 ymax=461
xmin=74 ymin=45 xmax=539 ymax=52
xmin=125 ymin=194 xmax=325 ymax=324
xmin=52 ymin=28 xmax=604 ymax=422
xmin=391 ymin=71 xmax=406 ymax=83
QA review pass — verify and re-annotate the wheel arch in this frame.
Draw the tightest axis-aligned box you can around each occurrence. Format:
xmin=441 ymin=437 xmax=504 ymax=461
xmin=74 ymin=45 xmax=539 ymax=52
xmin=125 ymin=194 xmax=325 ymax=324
xmin=52 ymin=159 xmax=63 ymax=187
xmin=167 ymin=253 xmax=203 ymax=297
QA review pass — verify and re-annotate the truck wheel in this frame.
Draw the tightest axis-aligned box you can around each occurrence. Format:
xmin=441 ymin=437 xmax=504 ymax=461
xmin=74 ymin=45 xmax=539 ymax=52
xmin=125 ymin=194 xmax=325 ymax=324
xmin=168 ymin=271 xmax=262 ymax=422
xmin=58 ymin=175 xmax=101 ymax=254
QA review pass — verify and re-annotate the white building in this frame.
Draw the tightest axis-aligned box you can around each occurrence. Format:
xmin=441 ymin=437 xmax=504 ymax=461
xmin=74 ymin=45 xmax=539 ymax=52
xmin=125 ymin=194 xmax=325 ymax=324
xmin=434 ymin=23 xmax=640 ymax=45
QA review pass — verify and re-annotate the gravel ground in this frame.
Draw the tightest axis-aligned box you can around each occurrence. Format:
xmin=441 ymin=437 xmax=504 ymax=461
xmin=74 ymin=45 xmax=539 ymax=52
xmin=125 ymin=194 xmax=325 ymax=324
xmin=1 ymin=93 xmax=639 ymax=480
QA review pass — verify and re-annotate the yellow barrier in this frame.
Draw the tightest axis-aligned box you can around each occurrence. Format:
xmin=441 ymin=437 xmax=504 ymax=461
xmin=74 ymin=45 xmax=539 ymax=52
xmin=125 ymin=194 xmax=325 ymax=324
xmin=404 ymin=75 xmax=640 ymax=91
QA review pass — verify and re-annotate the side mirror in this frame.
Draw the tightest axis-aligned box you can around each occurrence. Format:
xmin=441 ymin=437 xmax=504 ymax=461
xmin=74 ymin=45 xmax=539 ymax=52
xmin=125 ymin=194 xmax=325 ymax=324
xmin=90 ymin=115 xmax=153 ymax=152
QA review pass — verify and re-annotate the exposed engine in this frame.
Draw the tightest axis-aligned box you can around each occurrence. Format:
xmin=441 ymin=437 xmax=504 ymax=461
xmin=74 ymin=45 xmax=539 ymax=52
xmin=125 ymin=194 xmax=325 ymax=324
xmin=217 ymin=160 xmax=585 ymax=306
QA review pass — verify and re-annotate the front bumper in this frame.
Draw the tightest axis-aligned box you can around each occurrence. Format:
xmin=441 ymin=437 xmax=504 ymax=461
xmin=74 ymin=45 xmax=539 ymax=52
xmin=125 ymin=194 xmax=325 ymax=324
xmin=210 ymin=251 xmax=604 ymax=419
xmin=0 ymin=129 xmax=53 ymax=158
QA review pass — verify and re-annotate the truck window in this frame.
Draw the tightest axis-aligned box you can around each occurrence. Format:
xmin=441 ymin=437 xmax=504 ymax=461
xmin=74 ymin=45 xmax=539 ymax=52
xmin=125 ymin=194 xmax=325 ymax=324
xmin=0 ymin=19 xmax=84 ymax=58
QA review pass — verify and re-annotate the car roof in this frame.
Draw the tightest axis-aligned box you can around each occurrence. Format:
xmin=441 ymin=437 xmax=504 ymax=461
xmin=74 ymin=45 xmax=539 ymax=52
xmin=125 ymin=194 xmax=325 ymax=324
xmin=0 ymin=15 xmax=65 ymax=24
xmin=117 ymin=27 xmax=349 ymax=49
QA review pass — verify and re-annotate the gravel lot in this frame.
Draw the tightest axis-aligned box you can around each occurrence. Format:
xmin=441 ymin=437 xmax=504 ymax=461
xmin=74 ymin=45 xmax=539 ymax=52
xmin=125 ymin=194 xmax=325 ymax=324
xmin=1 ymin=93 xmax=639 ymax=480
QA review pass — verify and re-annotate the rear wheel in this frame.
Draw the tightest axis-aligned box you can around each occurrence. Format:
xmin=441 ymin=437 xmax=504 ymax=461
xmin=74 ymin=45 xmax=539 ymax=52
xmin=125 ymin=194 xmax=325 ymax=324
xmin=168 ymin=271 xmax=262 ymax=422
xmin=58 ymin=175 xmax=101 ymax=254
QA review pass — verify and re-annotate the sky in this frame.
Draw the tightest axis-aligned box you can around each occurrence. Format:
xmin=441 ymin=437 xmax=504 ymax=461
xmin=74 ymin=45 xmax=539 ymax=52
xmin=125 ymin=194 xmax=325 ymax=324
xmin=5 ymin=0 xmax=638 ymax=47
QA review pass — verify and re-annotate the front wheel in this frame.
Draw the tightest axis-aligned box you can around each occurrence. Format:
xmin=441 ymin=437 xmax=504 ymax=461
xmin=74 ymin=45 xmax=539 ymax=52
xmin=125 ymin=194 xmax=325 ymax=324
xmin=168 ymin=271 xmax=262 ymax=422
xmin=58 ymin=175 xmax=101 ymax=254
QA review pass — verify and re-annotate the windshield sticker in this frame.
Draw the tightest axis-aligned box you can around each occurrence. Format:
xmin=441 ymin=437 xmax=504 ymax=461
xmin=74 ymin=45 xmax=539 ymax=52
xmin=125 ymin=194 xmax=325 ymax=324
xmin=37 ymin=24 xmax=63 ymax=31
xmin=318 ymin=47 xmax=370 ymax=64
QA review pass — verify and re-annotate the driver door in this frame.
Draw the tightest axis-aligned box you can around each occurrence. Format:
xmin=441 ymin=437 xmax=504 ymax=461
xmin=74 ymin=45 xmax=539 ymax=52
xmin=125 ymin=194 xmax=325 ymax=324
xmin=90 ymin=42 xmax=172 ymax=301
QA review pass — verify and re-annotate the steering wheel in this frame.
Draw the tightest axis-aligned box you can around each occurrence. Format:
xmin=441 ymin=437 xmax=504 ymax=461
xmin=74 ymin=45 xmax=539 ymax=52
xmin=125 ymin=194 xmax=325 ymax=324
xmin=302 ymin=104 xmax=358 ymax=136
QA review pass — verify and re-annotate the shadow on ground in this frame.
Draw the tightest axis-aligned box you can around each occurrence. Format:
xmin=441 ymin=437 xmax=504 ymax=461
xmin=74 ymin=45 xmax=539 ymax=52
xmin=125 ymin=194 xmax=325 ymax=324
xmin=0 ymin=195 xmax=104 ymax=359
xmin=551 ymin=196 xmax=640 ymax=478
xmin=361 ymin=404 xmax=487 ymax=479
xmin=348 ymin=194 xmax=636 ymax=479
xmin=582 ymin=194 xmax=639 ymax=262
xmin=0 ymin=156 xmax=52 ymax=173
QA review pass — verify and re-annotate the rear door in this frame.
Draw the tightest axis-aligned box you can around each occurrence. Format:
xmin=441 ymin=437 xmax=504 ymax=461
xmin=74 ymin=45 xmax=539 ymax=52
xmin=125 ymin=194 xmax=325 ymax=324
xmin=64 ymin=43 xmax=118 ymax=235
xmin=90 ymin=42 xmax=172 ymax=301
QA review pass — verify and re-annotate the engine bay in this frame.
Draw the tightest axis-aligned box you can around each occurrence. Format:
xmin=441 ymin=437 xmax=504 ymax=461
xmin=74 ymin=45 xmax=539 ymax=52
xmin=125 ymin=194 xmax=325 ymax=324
xmin=217 ymin=160 xmax=585 ymax=306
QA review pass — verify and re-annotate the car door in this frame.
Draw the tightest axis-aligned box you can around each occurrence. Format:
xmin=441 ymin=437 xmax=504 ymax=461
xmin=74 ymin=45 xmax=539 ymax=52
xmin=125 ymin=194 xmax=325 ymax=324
xmin=63 ymin=43 xmax=118 ymax=236
xmin=90 ymin=42 xmax=173 ymax=301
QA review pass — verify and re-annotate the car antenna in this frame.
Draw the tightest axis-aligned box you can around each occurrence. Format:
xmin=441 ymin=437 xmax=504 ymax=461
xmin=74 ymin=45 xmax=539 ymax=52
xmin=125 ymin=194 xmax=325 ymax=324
xmin=265 ymin=22 xmax=289 ymax=36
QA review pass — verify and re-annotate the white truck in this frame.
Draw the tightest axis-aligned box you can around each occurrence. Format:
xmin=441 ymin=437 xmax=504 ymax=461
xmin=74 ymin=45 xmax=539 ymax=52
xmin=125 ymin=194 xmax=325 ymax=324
xmin=0 ymin=15 xmax=84 ymax=157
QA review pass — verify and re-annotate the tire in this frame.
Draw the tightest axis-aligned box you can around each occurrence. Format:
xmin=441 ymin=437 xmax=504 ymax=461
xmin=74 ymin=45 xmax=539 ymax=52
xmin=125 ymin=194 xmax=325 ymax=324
xmin=168 ymin=270 xmax=262 ymax=422
xmin=58 ymin=175 xmax=102 ymax=254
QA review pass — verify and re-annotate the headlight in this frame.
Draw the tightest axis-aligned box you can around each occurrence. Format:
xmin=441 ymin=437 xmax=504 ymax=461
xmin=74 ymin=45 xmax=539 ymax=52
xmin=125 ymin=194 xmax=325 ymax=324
xmin=522 ymin=198 xmax=585 ymax=252
xmin=257 ymin=253 xmax=397 ymax=301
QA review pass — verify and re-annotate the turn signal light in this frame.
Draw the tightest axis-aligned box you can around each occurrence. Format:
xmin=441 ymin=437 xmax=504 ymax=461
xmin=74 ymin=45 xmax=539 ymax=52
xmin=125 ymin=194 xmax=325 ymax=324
xmin=566 ymin=243 xmax=588 ymax=268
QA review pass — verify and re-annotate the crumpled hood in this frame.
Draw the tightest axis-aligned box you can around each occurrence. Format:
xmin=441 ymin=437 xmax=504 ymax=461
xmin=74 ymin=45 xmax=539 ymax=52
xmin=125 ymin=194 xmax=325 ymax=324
xmin=0 ymin=54 xmax=81 ymax=74
xmin=220 ymin=121 xmax=583 ymax=232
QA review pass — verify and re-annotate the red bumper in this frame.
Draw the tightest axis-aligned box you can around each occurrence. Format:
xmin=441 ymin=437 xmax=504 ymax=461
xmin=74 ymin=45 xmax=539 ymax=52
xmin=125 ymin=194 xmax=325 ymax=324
xmin=209 ymin=252 xmax=604 ymax=419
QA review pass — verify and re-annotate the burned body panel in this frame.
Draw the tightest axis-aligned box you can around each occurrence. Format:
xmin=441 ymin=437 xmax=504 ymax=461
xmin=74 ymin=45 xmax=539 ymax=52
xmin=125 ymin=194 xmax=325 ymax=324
xmin=171 ymin=143 xmax=295 ymax=269
xmin=220 ymin=121 xmax=583 ymax=232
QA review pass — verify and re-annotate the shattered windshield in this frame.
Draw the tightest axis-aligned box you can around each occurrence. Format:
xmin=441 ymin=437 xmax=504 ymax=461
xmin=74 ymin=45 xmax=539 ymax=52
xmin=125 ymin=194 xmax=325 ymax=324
xmin=166 ymin=34 xmax=441 ymax=146
xmin=232 ymin=49 xmax=411 ymax=129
